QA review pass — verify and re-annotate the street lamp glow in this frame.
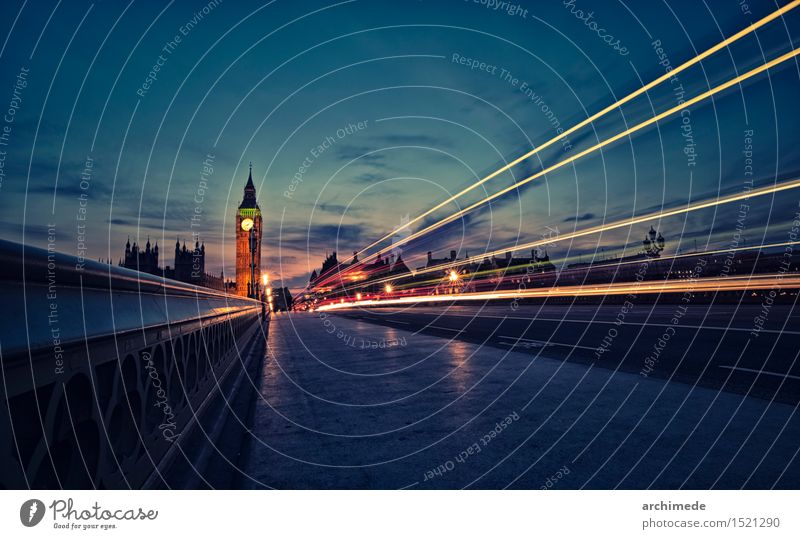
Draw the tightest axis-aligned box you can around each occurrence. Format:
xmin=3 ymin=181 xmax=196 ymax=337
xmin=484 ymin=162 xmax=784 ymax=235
xmin=449 ymin=270 xmax=459 ymax=282
xmin=262 ymin=273 xmax=269 ymax=286
xmin=384 ymin=284 xmax=393 ymax=293
xmin=356 ymin=292 xmax=362 ymax=300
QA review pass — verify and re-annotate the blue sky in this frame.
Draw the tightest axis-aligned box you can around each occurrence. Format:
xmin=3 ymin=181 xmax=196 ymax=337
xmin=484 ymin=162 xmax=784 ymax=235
xmin=1 ymin=0 xmax=799 ymax=288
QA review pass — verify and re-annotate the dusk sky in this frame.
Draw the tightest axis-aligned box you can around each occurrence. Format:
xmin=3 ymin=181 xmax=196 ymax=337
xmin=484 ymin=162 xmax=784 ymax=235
xmin=1 ymin=0 xmax=799 ymax=289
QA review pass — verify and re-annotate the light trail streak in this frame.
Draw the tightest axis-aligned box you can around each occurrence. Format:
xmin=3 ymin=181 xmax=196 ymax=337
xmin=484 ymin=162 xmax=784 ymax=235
xmin=313 ymin=177 xmax=800 ymax=294
xmin=347 ymin=1 xmax=800 ymax=264
xmin=356 ymin=47 xmax=800 ymax=262
xmin=313 ymin=44 xmax=800 ymax=292
xmin=329 ymin=239 xmax=800 ymax=298
xmin=414 ymin=176 xmax=800 ymax=279
xmin=317 ymin=273 xmax=800 ymax=311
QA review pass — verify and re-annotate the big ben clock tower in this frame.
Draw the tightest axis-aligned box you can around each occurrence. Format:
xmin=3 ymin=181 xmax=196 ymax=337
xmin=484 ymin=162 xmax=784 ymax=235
xmin=235 ymin=163 xmax=263 ymax=297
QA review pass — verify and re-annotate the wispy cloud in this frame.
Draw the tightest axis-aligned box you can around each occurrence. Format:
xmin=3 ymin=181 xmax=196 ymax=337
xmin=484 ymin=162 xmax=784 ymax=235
xmin=563 ymin=212 xmax=595 ymax=223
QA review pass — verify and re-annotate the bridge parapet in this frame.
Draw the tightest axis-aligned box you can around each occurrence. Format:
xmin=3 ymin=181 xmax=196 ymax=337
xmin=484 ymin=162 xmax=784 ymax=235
xmin=0 ymin=239 xmax=265 ymax=488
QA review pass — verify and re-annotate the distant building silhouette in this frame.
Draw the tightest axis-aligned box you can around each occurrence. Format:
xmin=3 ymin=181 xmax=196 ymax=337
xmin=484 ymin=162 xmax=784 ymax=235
xmin=272 ymin=286 xmax=294 ymax=312
xmin=319 ymin=251 xmax=340 ymax=277
xmin=310 ymin=250 xmax=409 ymax=287
xmin=173 ymin=239 xmax=205 ymax=283
xmin=120 ymin=236 xmax=227 ymax=291
xmin=419 ymin=250 xmax=458 ymax=270
xmin=121 ymin=237 xmax=159 ymax=274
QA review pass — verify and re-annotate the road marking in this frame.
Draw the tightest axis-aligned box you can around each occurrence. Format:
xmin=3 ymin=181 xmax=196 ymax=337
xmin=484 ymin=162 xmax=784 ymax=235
xmin=718 ymin=365 xmax=800 ymax=381
xmin=497 ymin=335 xmax=597 ymax=351
xmin=387 ymin=320 xmax=410 ymax=324
xmin=381 ymin=312 xmax=798 ymax=336
xmin=427 ymin=325 xmax=464 ymax=333
xmin=499 ymin=335 xmax=546 ymax=347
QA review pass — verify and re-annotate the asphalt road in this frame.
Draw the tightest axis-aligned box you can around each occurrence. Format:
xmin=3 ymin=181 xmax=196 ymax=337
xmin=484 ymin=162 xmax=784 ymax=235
xmin=240 ymin=312 xmax=800 ymax=488
xmin=330 ymin=301 xmax=800 ymax=404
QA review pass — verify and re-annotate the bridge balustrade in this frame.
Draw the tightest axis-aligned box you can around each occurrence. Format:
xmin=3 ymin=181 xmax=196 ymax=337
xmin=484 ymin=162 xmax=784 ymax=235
xmin=0 ymin=239 xmax=265 ymax=488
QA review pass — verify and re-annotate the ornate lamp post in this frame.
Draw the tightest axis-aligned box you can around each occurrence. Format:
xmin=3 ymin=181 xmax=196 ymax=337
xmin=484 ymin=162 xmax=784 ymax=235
xmin=642 ymin=226 xmax=666 ymax=258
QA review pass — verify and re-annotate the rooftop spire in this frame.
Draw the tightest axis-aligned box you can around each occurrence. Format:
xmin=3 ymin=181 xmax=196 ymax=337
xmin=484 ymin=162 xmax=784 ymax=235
xmin=246 ymin=163 xmax=254 ymax=188
xmin=240 ymin=162 xmax=259 ymax=208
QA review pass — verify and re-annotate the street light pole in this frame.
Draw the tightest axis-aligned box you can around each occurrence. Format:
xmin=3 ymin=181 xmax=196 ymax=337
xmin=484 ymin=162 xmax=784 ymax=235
xmin=248 ymin=225 xmax=258 ymax=299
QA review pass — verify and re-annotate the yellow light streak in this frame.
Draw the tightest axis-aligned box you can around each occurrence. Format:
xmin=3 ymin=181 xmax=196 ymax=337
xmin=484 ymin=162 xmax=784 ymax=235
xmin=314 ymin=177 xmax=800 ymax=294
xmin=318 ymin=273 xmax=800 ymax=311
xmin=350 ymin=1 xmax=800 ymax=262
xmin=417 ymin=177 xmax=800 ymax=278
xmin=329 ymin=239 xmax=800 ymax=298
xmin=379 ymin=48 xmax=800 ymax=256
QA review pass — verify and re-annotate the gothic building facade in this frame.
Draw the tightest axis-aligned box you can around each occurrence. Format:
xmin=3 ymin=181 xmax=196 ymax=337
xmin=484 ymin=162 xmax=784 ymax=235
xmin=120 ymin=237 xmax=226 ymax=291
xmin=121 ymin=237 xmax=160 ymax=274
xmin=173 ymin=239 xmax=205 ymax=283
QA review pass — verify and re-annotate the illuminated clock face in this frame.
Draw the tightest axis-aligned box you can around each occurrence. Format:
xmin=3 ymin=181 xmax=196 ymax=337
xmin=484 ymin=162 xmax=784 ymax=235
xmin=241 ymin=218 xmax=254 ymax=231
